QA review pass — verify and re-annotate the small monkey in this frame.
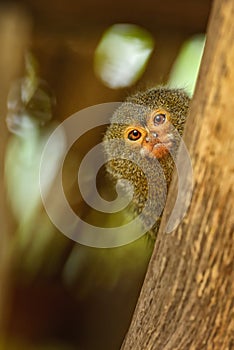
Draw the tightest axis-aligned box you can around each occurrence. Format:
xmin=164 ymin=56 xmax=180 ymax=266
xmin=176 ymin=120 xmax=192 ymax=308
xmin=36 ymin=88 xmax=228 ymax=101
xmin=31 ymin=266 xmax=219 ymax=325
xmin=103 ymin=87 xmax=190 ymax=236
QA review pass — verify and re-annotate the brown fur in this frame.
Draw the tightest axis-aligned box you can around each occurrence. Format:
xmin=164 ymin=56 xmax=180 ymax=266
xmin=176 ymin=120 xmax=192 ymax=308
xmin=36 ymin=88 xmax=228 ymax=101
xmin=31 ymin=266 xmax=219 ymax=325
xmin=103 ymin=87 xmax=190 ymax=238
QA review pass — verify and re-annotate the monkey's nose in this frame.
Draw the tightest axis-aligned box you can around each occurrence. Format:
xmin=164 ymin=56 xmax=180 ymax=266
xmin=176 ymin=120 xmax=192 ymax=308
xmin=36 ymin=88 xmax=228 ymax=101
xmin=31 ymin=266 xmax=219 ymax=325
xmin=145 ymin=132 xmax=158 ymax=142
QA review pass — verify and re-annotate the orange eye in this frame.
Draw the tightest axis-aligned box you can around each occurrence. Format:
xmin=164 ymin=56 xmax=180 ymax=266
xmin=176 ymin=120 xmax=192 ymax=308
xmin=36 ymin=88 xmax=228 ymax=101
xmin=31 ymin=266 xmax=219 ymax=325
xmin=128 ymin=129 xmax=142 ymax=141
xmin=153 ymin=113 xmax=166 ymax=125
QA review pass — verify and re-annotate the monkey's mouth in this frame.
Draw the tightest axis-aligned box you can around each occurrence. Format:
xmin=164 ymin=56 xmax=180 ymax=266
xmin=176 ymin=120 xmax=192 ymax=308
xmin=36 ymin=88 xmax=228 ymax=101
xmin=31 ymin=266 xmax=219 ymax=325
xmin=152 ymin=140 xmax=173 ymax=158
xmin=142 ymin=135 xmax=174 ymax=159
xmin=153 ymin=140 xmax=171 ymax=148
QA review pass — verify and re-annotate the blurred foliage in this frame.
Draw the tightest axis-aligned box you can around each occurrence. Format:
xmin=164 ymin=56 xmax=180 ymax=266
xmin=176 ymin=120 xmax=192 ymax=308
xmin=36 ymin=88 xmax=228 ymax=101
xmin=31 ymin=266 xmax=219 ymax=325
xmin=94 ymin=25 xmax=204 ymax=94
xmin=4 ymin=52 xmax=68 ymax=273
xmin=3 ymin=31 xmax=205 ymax=291
xmin=94 ymin=24 xmax=154 ymax=89
xmin=63 ymin=235 xmax=153 ymax=296
xmin=6 ymin=52 xmax=55 ymax=136
xmin=168 ymin=34 xmax=206 ymax=96
xmin=2 ymin=23 xmax=205 ymax=350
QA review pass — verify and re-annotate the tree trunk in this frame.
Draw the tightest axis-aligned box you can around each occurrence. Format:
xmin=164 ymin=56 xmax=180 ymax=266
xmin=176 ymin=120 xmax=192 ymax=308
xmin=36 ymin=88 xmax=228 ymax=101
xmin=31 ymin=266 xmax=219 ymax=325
xmin=121 ymin=0 xmax=234 ymax=349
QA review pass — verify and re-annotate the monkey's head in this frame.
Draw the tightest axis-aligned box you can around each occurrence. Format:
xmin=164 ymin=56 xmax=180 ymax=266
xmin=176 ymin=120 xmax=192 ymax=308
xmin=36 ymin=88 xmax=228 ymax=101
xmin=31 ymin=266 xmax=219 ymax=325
xmin=103 ymin=87 xmax=190 ymax=224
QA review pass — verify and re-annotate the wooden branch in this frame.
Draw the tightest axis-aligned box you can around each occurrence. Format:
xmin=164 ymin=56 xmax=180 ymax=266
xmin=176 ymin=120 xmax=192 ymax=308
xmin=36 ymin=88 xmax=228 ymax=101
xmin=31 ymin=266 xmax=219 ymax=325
xmin=121 ymin=0 xmax=234 ymax=349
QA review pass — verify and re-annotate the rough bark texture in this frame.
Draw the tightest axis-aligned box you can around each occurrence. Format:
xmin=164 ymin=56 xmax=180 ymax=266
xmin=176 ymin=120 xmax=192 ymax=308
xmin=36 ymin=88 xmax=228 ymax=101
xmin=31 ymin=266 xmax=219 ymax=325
xmin=121 ymin=0 xmax=234 ymax=349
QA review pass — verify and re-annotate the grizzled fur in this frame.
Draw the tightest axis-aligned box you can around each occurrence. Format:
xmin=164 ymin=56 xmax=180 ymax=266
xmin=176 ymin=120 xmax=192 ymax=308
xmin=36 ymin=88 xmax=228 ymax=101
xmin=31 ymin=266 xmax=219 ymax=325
xmin=103 ymin=87 xmax=190 ymax=237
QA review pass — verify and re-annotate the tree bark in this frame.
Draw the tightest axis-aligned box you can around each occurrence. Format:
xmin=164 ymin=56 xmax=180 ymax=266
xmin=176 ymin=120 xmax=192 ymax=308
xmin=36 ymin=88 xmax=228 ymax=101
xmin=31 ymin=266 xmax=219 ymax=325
xmin=121 ymin=0 xmax=234 ymax=349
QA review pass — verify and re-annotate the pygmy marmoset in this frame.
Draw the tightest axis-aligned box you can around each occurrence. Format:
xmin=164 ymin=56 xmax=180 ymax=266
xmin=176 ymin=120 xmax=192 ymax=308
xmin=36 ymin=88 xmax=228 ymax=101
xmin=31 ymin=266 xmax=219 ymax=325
xmin=103 ymin=87 xmax=190 ymax=237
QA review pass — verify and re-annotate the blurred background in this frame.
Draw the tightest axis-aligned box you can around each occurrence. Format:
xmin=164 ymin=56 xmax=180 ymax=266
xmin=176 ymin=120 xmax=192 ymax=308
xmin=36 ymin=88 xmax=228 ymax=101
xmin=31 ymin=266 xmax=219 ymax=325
xmin=0 ymin=0 xmax=211 ymax=349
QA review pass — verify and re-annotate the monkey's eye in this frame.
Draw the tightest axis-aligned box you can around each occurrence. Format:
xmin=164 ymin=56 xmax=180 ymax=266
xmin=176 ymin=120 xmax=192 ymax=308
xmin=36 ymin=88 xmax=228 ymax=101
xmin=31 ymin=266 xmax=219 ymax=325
xmin=128 ymin=129 xmax=142 ymax=141
xmin=153 ymin=113 xmax=166 ymax=125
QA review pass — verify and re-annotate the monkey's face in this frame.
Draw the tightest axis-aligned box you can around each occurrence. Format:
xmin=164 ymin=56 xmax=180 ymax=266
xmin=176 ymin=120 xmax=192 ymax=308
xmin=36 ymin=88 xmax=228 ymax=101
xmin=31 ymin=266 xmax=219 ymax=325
xmin=122 ymin=107 xmax=173 ymax=159
xmin=103 ymin=88 xmax=190 ymax=221
xmin=105 ymin=93 xmax=188 ymax=162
